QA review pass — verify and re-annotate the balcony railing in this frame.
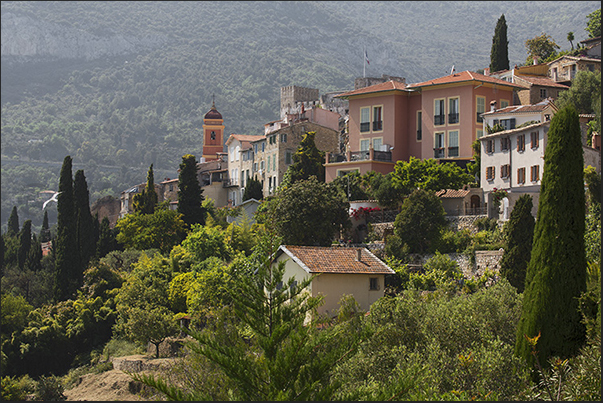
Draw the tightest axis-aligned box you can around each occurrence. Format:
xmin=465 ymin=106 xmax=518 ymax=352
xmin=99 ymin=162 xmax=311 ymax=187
xmin=434 ymin=115 xmax=445 ymax=125
xmin=448 ymin=146 xmax=459 ymax=157
xmin=373 ymin=150 xmax=392 ymax=162
xmin=477 ymin=112 xmax=483 ymax=123
xmin=222 ymin=179 xmax=238 ymax=187
xmin=434 ymin=147 xmax=445 ymax=158
xmin=360 ymin=122 xmax=370 ymax=132
xmin=448 ymin=113 xmax=459 ymax=124
xmin=373 ymin=120 xmax=383 ymax=131
xmin=350 ymin=151 xmax=370 ymax=161
xmin=416 ymin=129 xmax=422 ymax=140
xmin=328 ymin=153 xmax=347 ymax=163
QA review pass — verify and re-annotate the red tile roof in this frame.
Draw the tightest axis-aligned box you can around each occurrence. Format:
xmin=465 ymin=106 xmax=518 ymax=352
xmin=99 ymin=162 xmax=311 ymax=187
xmin=514 ymin=75 xmax=570 ymax=89
xmin=279 ymin=245 xmax=395 ymax=275
xmin=482 ymin=98 xmax=557 ymax=116
xmin=335 ymin=80 xmax=410 ymax=98
xmin=408 ymin=70 xmax=525 ymax=89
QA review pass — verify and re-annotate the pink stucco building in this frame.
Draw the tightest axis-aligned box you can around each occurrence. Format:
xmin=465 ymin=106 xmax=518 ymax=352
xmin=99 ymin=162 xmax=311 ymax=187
xmin=324 ymin=70 xmax=525 ymax=182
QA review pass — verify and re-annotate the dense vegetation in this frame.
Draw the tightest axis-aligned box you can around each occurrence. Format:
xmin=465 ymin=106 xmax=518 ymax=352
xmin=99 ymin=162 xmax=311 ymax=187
xmin=1 ymin=1 xmax=599 ymax=231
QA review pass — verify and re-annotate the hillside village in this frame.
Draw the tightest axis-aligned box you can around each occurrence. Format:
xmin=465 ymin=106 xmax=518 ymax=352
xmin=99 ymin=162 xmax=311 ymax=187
xmin=1 ymin=6 xmax=601 ymax=402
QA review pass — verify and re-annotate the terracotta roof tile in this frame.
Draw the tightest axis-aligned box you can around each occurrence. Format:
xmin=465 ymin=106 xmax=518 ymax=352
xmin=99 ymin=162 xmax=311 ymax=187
xmin=279 ymin=245 xmax=394 ymax=275
xmin=408 ymin=70 xmax=525 ymax=89
xmin=514 ymin=75 xmax=570 ymax=89
xmin=435 ymin=189 xmax=470 ymax=198
xmin=482 ymin=99 xmax=556 ymax=115
xmin=335 ymin=80 xmax=410 ymax=98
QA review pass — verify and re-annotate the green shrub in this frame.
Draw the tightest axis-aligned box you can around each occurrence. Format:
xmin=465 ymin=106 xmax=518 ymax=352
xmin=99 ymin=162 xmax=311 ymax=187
xmin=34 ymin=375 xmax=66 ymax=401
xmin=101 ymin=338 xmax=145 ymax=361
xmin=1 ymin=375 xmax=36 ymax=401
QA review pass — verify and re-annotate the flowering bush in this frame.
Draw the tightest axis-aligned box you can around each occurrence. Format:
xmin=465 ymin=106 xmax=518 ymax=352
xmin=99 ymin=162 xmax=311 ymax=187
xmin=350 ymin=206 xmax=381 ymax=220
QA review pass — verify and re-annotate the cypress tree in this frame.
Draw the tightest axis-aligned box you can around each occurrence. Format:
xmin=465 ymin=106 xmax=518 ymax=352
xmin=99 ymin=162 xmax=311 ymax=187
xmin=74 ymin=169 xmax=96 ymax=273
xmin=96 ymin=217 xmax=118 ymax=259
xmin=514 ymin=105 xmax=587 ymax=374
xmin=7 ymin=206 xmax=19 ymax=237
xmin=26 ymin=233 xmax=43 ymax=272
xmin=243 ymin=176 xmax=264 ymax=201
xmin=178 ymin=154 xmax=206 ymax=227
xmin=17 ymin=220 xmax=32 ymax=270
xmin=40 ymin=210 xmax=51 ymax=243
xmin=490 ymin=14 xmax=510 ymax=73
xmin=499 ymin=194 xmax=534 ymax=292
xmin=133 ymin=164 xmax=158 ymax=214
xmin=54 ymin=156 xmax=80 ymax=301
xmin=287 ymin=131 xmax=325 ymax=184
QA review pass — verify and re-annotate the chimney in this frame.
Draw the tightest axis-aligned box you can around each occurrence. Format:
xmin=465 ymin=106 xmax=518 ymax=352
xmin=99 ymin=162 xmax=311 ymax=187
xmin=484 ymin=67 xmax=490 ymax=76
xmin=533 ymin=56 xmax=539 ymax=65
xmin=490 ymin=100 xmax=497 ymax=112
xmin=356 ymin=248 xmax=363 ymax=261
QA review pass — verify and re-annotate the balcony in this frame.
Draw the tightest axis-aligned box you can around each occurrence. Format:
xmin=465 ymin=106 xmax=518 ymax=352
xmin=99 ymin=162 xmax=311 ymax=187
xmin=434 ymin=115 xmax=445 ymax=125
xmin=326 ymin=149 xmax=392 ymax=164
xmin=477 ymin=112 xmax=483 ymax=123
xmin=448 ymin=146 xmax=459 ymax=157
xmin=222 ymin=179 xmax=238 ymax=187
xmin=372 ymin=120 xmax=383 ymax=131
xmin=360 ymin=122 xmax=370 ymax=132
xmin=434 ymin=147 xmax=445 ymax=158
xmin=448 ymin=113 xmax=459 ymax=124
xmin=350 ymin=151 xmax=370 ymax=161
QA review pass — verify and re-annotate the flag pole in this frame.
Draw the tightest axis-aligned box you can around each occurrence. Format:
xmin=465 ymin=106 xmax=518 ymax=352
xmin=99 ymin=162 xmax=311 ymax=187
xmin=363 ymin=46 xmax=366 ymax=78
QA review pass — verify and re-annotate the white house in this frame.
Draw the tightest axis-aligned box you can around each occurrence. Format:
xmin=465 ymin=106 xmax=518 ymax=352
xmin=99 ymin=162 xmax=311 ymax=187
xmin=480 ymin=121 xmax=550 ymax=219
xmin=481 ymin=97 xmax=557 ymax=133
xmin=225 ymin=134 xmax=265 ymax=206
xmin=274 ymin=245 xmax=395 ymax=318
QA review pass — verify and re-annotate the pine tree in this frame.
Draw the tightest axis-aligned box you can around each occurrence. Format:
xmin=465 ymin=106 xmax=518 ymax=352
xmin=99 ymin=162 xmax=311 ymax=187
xmin=17 ymin=220 xmax=32 ymax=270
xmin=74 ymin=169 xmax=96 ymax=272
xmin=133 ymin=164 xmax=158 ymax=214
xmin=243 ymin=176 xmax=263 ymax=201
xmin=499 ymin=194 xmax=534 ymax=292
xmin=285 ymin=131 xmax=325 ymax=184
xmin=54 ymin=156 xmax=80 ymax=301
xmin=7 ymin=206 xmax=19 ymax=237
xmin=514 ymin=105 xmax=587 ymax=374
xmin=40 ymin=210 xmax=51 ymax=243
xmin=490 ymin=14 xmax=510 ymax=73
xmin=178 ymin=154 xmax=206 ymax=227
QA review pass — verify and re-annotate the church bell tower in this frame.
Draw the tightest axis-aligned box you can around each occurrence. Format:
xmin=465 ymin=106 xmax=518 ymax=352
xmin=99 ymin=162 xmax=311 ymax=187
xmin=202 ymin=97 xmax=225 ymax=161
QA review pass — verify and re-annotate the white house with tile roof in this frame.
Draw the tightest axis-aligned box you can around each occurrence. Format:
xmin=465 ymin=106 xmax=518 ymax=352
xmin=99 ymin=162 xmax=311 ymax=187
xmin=275 ymin=245 xmax=395 ymax=318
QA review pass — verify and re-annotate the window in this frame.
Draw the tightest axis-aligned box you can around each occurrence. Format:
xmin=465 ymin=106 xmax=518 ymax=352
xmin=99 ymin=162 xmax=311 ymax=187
xmin=369 ymin=278 xmax=379 ymax=291
xmin=501 ymin=164 xmax=510 ymax=179
xmin=273 ymin=153 xmax=276 ymax=171
xmin=476 ymin=96 xmax=485 ymax=123
xmin=434 ymin=99 xmax=445 ymax=125
xmin=448 ymin=130 xmax=459 ymax=157
xmin=373 ymin=106 xmax=383 ymax=131
xmin=210 ymin=131 xmax=216 ymax=140
xmin=486 ymin=139 xmax=494 ymax=154
xmin=373 ymin=138 xmax=383 ymax=151
xmin=531 ymin=165 xmax=540 ymax=182
xmin=417 ymin=111 xmax=422 ymax=140
xmin=530 ymin=131 xmax=539 ymax=148
xmin=280 ymin=133 xmax=287 ymax=143
xmin=477 ymin=129 xmax=484 ymax=139
xmin=517 ymin=134 xmax=525 ymax=152
xmin=267 ymin=155 xmax=271 ymax=172
xmin=360 ymin=107 xmax=370 ymax=132
xmin=268 ymin=177 xmax=272 ymax=191
xmin=235 ymin=145 xmax=240 ymax=161
xmin=253 ymin=162 xmax=257 ymax=172
xmin=486 ymin=166 xmax=495 ymax=181
xmin=254 ymin=143 xmax=258 ymax=153
xmin=500 ymin=100 xmax=509 ymax=108
xmin=261 ymin=142 xmax=265 ymax=152
xmin=501 ymin=137 xmax=510 ymax=151
xmin=285 ymin=150 xmax=292 ymax=165
xmin=500 ymin=118 xmax=516 ymax=130
xmin=540 ymin=88 xmax=547 ymax=99
xmin=230 ymin=146 xmax=234 ymax=162
xmin=360 ymin=139 xmax=370 ymax=151
xmin=448 ymin=97 xmax=459 ymax=124
xmin=434 ymin=132 xmax=445 ymax=158
xmin=517 ymin=167 xmax=526 ymax=184
xmin=260 ymin=160 xmax=265 ymax=171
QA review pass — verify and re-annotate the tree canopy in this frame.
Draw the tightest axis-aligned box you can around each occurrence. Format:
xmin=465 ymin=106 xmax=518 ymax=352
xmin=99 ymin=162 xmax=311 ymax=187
xmin=178 ymin=154 xmax=206 ymax=228
xmin=490 ymin=14 xmax=510 ymax=73
xmin=524 ymin=33 xmax=560 ymax=64
xmin=392 ymin=157 xmax=474 ymax=195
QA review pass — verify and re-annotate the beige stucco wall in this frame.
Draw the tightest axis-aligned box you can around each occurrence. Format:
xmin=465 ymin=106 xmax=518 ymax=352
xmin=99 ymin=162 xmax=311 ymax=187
xmin=276 ymin=253 xmax=386 ymax=318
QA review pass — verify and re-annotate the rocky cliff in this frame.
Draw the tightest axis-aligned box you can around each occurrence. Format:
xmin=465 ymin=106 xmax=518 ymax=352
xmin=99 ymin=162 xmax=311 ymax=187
xmin=1 ymin=12 xmax=168 ymax=64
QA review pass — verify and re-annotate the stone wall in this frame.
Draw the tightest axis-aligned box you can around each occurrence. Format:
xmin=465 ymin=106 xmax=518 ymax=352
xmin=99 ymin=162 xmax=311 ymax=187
xmin=445 ymin=214 xmax=488 ymax=234
xmin=407 ymin=249 xmax=504 ymax=279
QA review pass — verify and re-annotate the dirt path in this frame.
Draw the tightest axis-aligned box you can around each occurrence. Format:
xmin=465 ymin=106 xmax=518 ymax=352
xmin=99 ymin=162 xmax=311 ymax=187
xmin=64 ymin=355 xmax=176 ymax=401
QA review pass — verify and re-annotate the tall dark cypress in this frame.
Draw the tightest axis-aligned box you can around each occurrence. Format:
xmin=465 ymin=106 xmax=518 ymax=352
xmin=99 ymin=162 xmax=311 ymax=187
xmin=40 ymin=210 xmax=51 ymax=243
xmin=177 ymin=154 xmax=206 ymax=227
xmin=133 ymin=164 xmax=158 ymax=214
xmin=7 ymin=206 xmax=19 ymax=237
xmin=54 ymin=156 xmax=79 ymax=301
xmin=499 ymin=194 xmax=534 ymax=292
xmin=74 ymin=169 xmax=96 ymax=274
xmin=17 ymin=220 xmax=32 ymax=270
xmin=514 ymin=105 xmax=587 ymax=375
xmin=96 ymin=216 xmax=118 ymax=259
xmin=490 ymin=14 xmax=510 ymax=73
